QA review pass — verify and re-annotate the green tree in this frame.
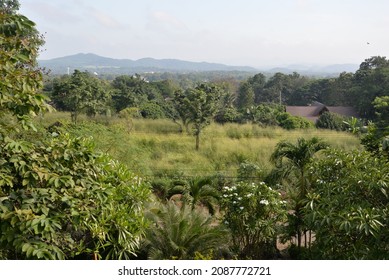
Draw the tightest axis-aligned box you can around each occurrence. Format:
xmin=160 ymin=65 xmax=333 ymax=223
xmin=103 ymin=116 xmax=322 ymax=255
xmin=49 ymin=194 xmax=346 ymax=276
xmin=0 ymin=7 xmax=150 ymax=260
xmin=304 ymin=149 xmax=389 ymax=259
xmin=176 ymin=83 xmax=222 ymax=150
xmin=145 ymin=201 xmax=230 ymax=259
xmin=236 ymin=80 xmax=255 ymax=110
xmin=372 ymin=96 xmax=389 ymax=127
xmin=360 ymin=96 xmax=389 ymax=157
xmin=68 ymin=70 xmax=111 ymax=123
xmin=352 ymin=56 xmax=389 ymax=119
xmin=172 ymin=89 xmax=192 ymax=133
xmin=0 ymin=9 xmax=49 ymax=133
xmin=111 ymin=75 xmax=156 ymax=112
xmin=270 ymin=137 xmax=328 ymax=251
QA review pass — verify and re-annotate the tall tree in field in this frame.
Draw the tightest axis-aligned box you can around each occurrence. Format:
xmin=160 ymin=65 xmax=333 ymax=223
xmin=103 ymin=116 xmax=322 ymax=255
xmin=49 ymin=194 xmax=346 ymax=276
xmin=181 ymin=83 xmax=222 ymax=150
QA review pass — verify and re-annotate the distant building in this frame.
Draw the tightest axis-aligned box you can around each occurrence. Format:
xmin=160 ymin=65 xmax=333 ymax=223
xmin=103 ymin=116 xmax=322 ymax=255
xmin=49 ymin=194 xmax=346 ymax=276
xmin=286 ymin=102 xmax=359 ymax=122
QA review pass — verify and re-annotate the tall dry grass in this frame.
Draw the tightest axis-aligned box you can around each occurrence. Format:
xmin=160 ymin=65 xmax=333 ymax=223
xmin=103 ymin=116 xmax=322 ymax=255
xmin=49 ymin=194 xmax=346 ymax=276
xmin=36 ymin=112 xmax=362 ymax=180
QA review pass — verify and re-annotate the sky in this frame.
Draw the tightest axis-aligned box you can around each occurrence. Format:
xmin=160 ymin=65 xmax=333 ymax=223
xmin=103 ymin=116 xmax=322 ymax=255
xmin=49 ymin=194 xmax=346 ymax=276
xmin=19 ymin=0 xmax=389 ymax=68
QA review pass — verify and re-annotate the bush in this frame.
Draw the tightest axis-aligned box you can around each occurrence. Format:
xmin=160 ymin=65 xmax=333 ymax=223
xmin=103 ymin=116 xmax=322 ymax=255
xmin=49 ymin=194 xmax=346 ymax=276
xmin=315 ymin=111 xmax=347 ymax=131
xmin=221 ymin=182 xmax=287 ymax=259
xmin=277 ymin=113 xmax=313 ymax=130
xmin=139 ymin=102 xmax=166 ymax=119
xmin=144 ymin=201 xmax=230 ymax=259
xmin=0 ymin=133 xmax=151 ymax=259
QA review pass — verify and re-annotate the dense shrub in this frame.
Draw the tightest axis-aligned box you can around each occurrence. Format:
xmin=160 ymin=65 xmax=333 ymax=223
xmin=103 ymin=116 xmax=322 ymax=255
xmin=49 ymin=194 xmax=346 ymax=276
xmin=0 ymin=133 xmax=151 ymax=259
xmin=139 ymin=102 xmax=166 ymax=119
xmin=315 ymin=111 xmax=348 ymax=131
xmin=221 ymin=182 xmax=287 ymax=259
xmin=277 ymin=112 xmax=314 ymax=130
xmin=305 ymin=149 xmax=389 ymax=259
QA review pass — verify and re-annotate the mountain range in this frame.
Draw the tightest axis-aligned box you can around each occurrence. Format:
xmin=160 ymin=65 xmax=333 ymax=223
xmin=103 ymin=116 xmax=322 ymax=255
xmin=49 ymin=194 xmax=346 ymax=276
xmin=38 ymin=53 xmax=359 ymax=76
xmin=39 ymin=53 xmax=257 ymax=75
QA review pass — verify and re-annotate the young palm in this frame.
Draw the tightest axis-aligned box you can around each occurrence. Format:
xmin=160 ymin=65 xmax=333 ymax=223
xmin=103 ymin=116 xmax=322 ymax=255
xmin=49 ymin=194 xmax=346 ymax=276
xmin=270 ymin=137 xmax=328 ymax=249
xmin=170 ymin=177 xmax=220 ymax=215
xmin=145 ymin=201 xmax=230 ymax=259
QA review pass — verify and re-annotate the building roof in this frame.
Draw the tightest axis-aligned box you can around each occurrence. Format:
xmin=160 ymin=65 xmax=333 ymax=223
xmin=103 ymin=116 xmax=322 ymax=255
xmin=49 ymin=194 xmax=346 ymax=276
xmin=286 ymin=105 xmax=359 ymax=122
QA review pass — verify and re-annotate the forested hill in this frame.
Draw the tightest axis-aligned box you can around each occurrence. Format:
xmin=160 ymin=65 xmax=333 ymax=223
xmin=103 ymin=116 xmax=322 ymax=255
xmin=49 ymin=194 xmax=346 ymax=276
xmin=39 ymin=53 xmax=257 ymax=75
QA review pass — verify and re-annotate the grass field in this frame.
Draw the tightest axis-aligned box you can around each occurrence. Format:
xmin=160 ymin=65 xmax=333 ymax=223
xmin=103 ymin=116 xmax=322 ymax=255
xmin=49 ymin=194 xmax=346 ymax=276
xmin=37 ymin=112 xmax=362 ymax=181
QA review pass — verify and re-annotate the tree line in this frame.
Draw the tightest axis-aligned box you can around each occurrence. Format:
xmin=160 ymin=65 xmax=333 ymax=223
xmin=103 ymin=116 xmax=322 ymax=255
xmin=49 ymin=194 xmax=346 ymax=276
xmin=45 ymin=56 xmax=389 ymax=126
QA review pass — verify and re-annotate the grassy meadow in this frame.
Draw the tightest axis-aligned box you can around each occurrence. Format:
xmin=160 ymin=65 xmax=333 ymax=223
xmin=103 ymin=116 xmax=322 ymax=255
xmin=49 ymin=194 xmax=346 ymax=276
xmin=36 ymin=112 xmax=362 ymax=182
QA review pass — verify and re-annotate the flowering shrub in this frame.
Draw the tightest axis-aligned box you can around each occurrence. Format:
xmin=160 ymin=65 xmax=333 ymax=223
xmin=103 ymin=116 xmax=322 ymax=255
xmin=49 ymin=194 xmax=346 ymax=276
xmin=221 ymin=182 xmax=287 ymax=259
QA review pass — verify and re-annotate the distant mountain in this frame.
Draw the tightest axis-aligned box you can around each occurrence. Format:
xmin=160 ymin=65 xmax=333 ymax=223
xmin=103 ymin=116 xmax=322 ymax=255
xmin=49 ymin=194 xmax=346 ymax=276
xmin=263 ymin=63 xmax=359 ymax=76
xmin=39 ymin=53 xmax=360 ymax=76
xmin=39 ymin=53 xmax=257 ymax=75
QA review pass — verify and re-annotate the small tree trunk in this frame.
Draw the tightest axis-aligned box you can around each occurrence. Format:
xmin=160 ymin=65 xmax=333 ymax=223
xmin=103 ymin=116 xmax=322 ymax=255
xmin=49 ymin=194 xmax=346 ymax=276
xmin=195 ymin=132 xmax=200 ymax=150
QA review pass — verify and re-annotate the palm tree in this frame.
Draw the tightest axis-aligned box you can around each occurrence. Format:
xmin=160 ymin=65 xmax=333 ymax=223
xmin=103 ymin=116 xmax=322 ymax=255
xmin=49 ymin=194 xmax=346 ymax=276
xmin=144 ymin=201 xmax=230 ymax=259
xmin=270 ymin=137 xmax=328 ymax=250
xmin=170 ymin=177 xmax=220 ymax=215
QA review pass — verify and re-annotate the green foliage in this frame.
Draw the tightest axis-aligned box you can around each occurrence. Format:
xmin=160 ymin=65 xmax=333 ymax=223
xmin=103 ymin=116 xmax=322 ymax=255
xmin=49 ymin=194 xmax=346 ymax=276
xmin=50 ymin=70 xmax=111 ymax=123
xmin=237 ymin=160 xmax=264 ymax=183
xmin=245 ymin=104 xmax=284 ymax=126
xmin=175 ymin=83 xmax=222 ymax=150
xmin=145 ymin=201 xmax=230 ymax=259
xmin=0 ymin=0 xmax=20 ymax=14
xmin=111 ymin=75 xmax=147 ymax=111
xmin=373 ymin=96 xmax=389 ymax=127
xmin=315 ymin=111 xmax=348 ymax=131
xmin=353 ymin=56 xmax=389 ymax=119
xmin=0 ymin=11 xmax=49 ymax=133
xmin=139 ymin=101 xmax=166 ymax=119
xmin=305 ymin=149 xmax=389 ymax=259
xmin=0 ymin=133 xmax=150 ymax=259
xmin=170 ymin=177 xmax=220 ymax=215
xmin=221 ymin=182 xmax=287 ymax=259
xmin=276 ymin=112 xmax=314 ymax=130
xmin=270 ymin=137 xmax=328 ymax=251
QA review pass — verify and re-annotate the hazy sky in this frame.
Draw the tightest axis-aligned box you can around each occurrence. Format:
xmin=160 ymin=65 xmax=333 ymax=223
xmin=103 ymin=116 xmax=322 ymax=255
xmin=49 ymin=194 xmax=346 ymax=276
xmin=19 ymin=0 xmax=389 ymax=67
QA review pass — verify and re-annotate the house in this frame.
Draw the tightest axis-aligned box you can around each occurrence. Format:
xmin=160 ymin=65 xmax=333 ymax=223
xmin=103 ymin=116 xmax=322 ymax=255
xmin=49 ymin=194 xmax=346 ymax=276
xmin=286 ymin=102 xmax=359 ymax=123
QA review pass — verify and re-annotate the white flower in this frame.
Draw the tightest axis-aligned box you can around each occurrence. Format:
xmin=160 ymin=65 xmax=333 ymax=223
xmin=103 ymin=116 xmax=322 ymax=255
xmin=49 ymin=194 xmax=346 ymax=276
xmin=260 ymin=199 xmax=269 ymax=205
xmin=239 ymin=206 xmax=244 ymax=210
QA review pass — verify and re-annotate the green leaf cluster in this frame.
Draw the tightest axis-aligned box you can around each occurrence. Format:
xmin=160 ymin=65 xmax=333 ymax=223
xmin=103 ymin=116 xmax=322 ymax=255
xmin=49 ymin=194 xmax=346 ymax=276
xmin=305 ymin=149 xmax=389 ymax=259
xmin=0 ymin=133 xmax=150 ymax=259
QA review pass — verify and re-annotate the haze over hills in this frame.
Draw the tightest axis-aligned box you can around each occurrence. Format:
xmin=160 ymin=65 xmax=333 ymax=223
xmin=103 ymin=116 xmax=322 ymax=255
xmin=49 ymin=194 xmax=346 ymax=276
xmin=39 ymin=53 xmax=257 ymax=75
xmin=39 ymin=53 xmax=359 ymax=76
